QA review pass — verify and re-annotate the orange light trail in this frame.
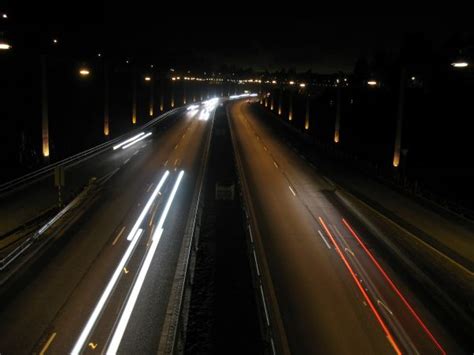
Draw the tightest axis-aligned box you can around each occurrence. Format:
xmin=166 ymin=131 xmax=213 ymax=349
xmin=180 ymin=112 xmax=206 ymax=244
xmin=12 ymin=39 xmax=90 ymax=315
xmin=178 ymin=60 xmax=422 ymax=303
xmin=341 ymin=218 xmax=446 ymax=355
xmin=318 ymin=217 xmax=402 ymax=355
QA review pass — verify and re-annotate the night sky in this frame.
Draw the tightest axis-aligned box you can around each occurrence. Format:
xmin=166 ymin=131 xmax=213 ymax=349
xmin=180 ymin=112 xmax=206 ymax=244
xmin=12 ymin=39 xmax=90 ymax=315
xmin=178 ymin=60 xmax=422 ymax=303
xmin=3 ymin=9 xmax=472 ymax=73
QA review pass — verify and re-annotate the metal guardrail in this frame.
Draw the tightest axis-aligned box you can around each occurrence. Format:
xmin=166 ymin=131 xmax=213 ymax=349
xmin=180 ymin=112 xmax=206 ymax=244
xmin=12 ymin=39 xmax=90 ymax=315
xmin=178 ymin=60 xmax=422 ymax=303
xmin=0 ymin=180 xmax=95 ymax=271
xmin=158 ymin=106 xmax=216 ymax=355
xmin=225 ymin=102 xmax=279 ymax=355
xmin=0 ymin=108 xmax=182 ymax=195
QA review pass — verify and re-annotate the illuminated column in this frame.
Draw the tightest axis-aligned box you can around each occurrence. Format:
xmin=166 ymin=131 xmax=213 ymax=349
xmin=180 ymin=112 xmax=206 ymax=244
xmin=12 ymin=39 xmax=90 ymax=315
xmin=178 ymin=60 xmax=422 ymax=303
xmin=334 ymin=85 xmax=341 ymax=143
xmin=270 ymin=93 xmax=274 ymax=110
xmin=132 ymin=65 xmax=137 ymax=125
xmin=149 ymin=72 xmax=154 ymax=117
xmin=171 ymin=81 xmax=175 ymax=108
xmin=278 ymin=89 xmax=282 ymax=115
xmin=183 ymin=82 xmax=187 ymax=104
xmin=393 ymin=67 xmax=406 ymax=167
xmin=264 ymin=94 xmax=268 ymax=107
xmin=288 ymin=91 xmax=293 ymax=121
xmin=304 ymin=95 xmax=310 ymax=130
xmin=41 ymin=55 xmax=50 ymax=158
xmin=104 ymin=62 xmax=110 ymax=136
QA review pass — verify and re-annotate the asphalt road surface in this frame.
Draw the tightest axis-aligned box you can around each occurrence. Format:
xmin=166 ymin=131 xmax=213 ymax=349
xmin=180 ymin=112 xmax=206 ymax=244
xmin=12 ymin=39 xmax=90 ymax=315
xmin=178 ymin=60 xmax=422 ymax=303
xmin=228 ymin=100 xmax=462 ymax=355
xmin=0 ymin=104 xmax=213 ymax=354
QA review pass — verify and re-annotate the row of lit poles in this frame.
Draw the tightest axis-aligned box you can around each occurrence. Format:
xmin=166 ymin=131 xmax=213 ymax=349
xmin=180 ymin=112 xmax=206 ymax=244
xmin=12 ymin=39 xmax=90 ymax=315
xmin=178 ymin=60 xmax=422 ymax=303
xmin=261 ymin=56 xmax=470 ymax=171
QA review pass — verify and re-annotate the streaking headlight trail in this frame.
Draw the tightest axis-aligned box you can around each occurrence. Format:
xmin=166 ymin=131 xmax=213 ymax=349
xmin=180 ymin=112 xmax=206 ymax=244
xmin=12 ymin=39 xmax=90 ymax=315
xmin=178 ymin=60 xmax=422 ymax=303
xmin=126 ymin=171 xmax=169 ymax=241
xmin=113 ymin=132 xmax=145 ymax=150
xmin=106 ymin=170 xmax=185 ymax=354
xmin=71 ymin=228 xmax=143 ymax=355
xmin=121 ymin=132 xmax=152 ymax=150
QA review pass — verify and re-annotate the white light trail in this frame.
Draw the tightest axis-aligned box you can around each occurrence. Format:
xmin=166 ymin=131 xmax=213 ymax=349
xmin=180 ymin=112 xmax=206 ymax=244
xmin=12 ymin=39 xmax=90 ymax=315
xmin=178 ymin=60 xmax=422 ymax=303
xmin=71 ymin=228 xmax=144 ymax=355
xmin=122 ymin=132 xmax=152 ymax=150
xmin=186 ymin=104 xmax=199 ymax=111
xmin=106 ymin=171 xmax=185 ymax=354
xmin=126 ymin=171 xmax=169 ymax=241
xmin=113 ymin=132 xmax=145 ymax=150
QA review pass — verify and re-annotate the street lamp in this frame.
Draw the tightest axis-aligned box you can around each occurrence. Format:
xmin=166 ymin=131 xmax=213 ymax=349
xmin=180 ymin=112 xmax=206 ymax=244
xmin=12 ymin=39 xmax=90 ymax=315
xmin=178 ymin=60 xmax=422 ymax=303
xmin=79 ymin=68 xmax=90 ymax=76
xmin=0 ymin=33 xmax=11 ymax=50
xmin=367 ymin=80 xmax=378 ymax=86
xmin=451 ymin=61 xmax=469 ymax=68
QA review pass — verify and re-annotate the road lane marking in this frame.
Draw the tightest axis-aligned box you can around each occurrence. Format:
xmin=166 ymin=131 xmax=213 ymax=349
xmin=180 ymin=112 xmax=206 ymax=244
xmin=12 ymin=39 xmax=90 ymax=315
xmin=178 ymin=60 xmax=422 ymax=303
xmin=71 ymin=228 xmax=144 ymax=354
xmin=123 ymin=158 xmax=130 ymax=165
xmin=174 ymin=144 xmax=179 ymax=150
xmin=112 ymin=226 xmax=126 ymax=246
xmin=88 ymin=342 xmax=98 ymax=350
xmin=126 ymin=171 xmax=169 ymax=241
xmin=164 ymin=160 xmax=168 ymax=166
xmin=345 ymin=247 xmax=355 ymax=257
xmin=149 ymin=206 xmax=158 ymax=226
xmin=263 ymin=145 xmax=268 ymax=151
xmin=318 ymin=216 xmax=402 ymax=355
xmin=106 ymin=171 xmax=185 ymax=354
xmin=342 ymin=218 xmax=447 ymax=354
xmin=123 ymin=267 xmax=129 ymax=274
xmin=377 ymin=299 xmax=394 ymax=316
xmin=273 ymin=161 xmax=279 ymax=169
xmin=317 ymin=230 xmax=332 ymax=249
xmin=259 ymin=285 xmax=270 ymax=326
xmin=174 ymin=159 xmax=180 ymax=167
xmin=146 ymin=183 xmax=154 ymax=192
xmin=39 ymin=332 xmax=57 ymax=355
xmin=288 ymin=185 xmax=296 ymax=196
xmin=253 ymin=250 xmax=261 ymax=276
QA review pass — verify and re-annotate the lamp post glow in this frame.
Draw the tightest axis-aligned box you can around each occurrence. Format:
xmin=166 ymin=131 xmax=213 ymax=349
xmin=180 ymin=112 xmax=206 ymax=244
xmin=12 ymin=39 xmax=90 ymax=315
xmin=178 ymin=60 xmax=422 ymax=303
xmin=278 ymin=89 xmax=282 ymax=115
xmin=79 ymin=68 xmax=90 ymax=76
xmin=104 ymin=62 xmax=110 ymax=137
xmin=41 ymin=55 xmax=49 ymax=158
xmin=334 ymin=83 xmax=341 ymax=143
xmin=304 ymin=95 xmax=310 ymax=130
xmin=451 ymin=61 xmax=469 ymax=68
xmin=145 ymin=73 xmax=154 ymax=117
xmin=393 ymin=68 xmax=406 ymax=168
xmin=0 ymin=35 xmax=11 ymax=50
xmin=367 ymin=80 xmax=378 ymax=86
xmin=132 ymin=65 xmax=137 ymax=124
xmin=288 ymin=91 xmax=293 ymax=121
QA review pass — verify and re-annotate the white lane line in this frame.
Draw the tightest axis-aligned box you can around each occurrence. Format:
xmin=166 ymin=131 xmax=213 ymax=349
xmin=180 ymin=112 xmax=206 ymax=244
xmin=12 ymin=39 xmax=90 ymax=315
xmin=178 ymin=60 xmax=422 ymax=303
xmin=149 ymin=206 xmax=158 ymax=227
xmin=377 ymin=299 xmax=394 ymax=316
xmin=263 ymin=146 xmax=268 ymax=151
xmin=146 ymin=183 xmax=154 ymax=193
xmin=122 ymin=132 xmax=152 ymax=150
xmin=289 ymin=185 xmax=296 ymax=196
xmin=126 ymin=171 xmax=169 ymax=241
xmin=123 ymin=158 xmax=130 ymax=165
xmin=164 ymin=160 xmax=168 ymax=167
xmin=259 ymin=285 xmax=270 ymax=326
xmin=174 ymin=159 xmax=179 ymax=166
xmin=253 ymin=250 xmax=261 ymax=276
xmin=113 ymin=132 xmax=145 ymax=150
xmin=248 ymin=225 xmax=254 ymax=244
xmin=112 ymin=226 xmax=126 ymax=246
xmin=106 ymin=171 xmax=185 ymax=354
xmin=39 ymin=332 xmax=57 ymax=355
xmin=273 ymin=161 xmax=279 ymax=169
xmin=317 ymin=230 xmax=332 ymax=249
xmin=345 ymin=247 xmax=355 ymax=257
xmin=174 ymin=144 xmax=179 ymax=150
xmin=71 ymin=228 xmax=143 ymax=354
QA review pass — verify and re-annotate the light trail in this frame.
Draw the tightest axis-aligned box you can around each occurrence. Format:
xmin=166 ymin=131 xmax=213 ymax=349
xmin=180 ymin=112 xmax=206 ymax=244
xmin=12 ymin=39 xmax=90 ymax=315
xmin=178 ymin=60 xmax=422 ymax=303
xmin=126 ymin=171 xmax=169 ymax=241
xmin=319 ymin=217 xmax=402 ymax=355
xmin=113 ymin=133 xmax=145 ymax=150
xmin=122 ymin=132 xmax=152 ymax=150
xmin=342 ymin=218 xmax=446 ymax=355
xmin=106 ymin=171 xmax=185 ymax=354
xmin=71 ymin=228 xmax=144 ymax=355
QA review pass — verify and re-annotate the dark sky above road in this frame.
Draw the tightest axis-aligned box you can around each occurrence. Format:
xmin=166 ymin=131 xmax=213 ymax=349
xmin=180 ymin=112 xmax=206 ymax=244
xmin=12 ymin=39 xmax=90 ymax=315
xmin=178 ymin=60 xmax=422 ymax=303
xmin=2 ymin=6 xmax=472 ymax=73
